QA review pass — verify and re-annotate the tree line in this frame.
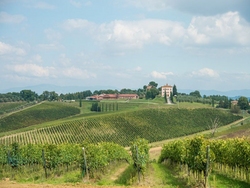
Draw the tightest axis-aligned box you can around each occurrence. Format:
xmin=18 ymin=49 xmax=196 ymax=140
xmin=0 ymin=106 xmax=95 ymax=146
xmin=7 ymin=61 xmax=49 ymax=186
xmin=0 ymin=81 xmax=249 ymax=113
xmin=0 ymin=81 xmax=160 ymax=102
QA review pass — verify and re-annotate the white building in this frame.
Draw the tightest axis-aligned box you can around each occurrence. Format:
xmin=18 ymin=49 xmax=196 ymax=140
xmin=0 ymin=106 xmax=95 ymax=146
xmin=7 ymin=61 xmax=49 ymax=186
xmin=161 ymin=84 xmax=173 ymax=97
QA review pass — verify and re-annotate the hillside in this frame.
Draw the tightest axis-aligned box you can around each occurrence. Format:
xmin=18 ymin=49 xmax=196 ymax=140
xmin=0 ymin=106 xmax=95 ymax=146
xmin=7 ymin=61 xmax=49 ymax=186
xmin=0 ymin=108 xmax=242 ymax=146
xmin=0 ymin=101 xmax=249 ymax=188
xmin=0 ymin=102 xmax=80 ymax=133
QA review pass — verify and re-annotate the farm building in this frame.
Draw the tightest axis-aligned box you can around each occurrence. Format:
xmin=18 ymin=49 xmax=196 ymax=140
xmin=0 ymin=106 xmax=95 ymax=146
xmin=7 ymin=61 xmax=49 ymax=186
xmin=118 ymin=94 xmax=139 ymax=99
xmin=86 ymin=93 xmax=139 ymax=100
xmin=102 ymin=94 xmax=118 ymax=100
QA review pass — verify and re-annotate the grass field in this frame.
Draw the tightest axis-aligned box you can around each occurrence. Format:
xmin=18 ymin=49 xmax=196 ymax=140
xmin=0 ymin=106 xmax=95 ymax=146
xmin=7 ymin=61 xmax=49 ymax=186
xmin=0 ymin=102 xmax=27 ymax=112
xmin=0 ymin=102 xmax=80 ymax=133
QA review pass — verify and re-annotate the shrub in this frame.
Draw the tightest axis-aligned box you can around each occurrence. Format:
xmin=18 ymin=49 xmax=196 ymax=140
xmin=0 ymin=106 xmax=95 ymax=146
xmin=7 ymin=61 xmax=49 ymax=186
xmin=91 ymin=102 xmax=101 ymax=112
xmin=230 ymin=105 xmax=240 ymax=114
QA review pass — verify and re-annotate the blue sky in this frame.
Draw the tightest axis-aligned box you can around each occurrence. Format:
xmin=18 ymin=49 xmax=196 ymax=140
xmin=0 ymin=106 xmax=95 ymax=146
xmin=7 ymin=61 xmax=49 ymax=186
xmin=1 ymin=0 xmax=250 ymax=93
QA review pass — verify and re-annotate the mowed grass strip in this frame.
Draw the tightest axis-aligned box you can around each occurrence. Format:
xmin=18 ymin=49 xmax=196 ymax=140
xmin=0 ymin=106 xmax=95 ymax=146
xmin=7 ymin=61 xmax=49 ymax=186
xmin=0 ymin=102 xmax=80 ymax=132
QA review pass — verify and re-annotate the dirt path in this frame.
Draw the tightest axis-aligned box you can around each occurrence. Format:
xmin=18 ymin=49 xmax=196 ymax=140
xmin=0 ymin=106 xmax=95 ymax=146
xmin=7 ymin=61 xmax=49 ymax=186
xmin=109 ymin=163 xmax=129 ymax=181
xmin=149 ymin=146 xmax=162 ymax=161
xmin=0 ymin=181 xmax=149 ymax=188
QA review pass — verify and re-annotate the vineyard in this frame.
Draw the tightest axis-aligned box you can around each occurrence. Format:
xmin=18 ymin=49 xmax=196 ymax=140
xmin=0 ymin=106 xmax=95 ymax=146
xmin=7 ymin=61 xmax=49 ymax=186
xmin=0 ymin=142 xmax=131 ymax=180
xmin=0 ymin=101 xmax=28 ymax=114
xmin=159 ymin=136 xmax=250 ymax=186
xmin=0 ymin=102 xmax=80 ymax=133
xmin=0 ymin=108 xmax=242 ymax=146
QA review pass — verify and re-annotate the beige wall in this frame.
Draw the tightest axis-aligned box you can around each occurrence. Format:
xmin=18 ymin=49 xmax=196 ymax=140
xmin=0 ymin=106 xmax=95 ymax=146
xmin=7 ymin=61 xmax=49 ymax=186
xmin=161 ymin=86 xmax=173 ymax=97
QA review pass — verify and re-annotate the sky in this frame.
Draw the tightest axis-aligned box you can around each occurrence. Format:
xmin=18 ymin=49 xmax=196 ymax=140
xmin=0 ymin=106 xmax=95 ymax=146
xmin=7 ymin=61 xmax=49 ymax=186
xmin=1 ymin=0 xmax=250 ymax=93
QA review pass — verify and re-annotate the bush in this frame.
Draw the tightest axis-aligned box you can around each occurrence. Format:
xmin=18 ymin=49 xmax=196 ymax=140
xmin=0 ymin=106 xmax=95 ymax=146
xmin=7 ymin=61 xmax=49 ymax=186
xmin=91 ymin=102 xmax=101 ymax=112
xmin=230 ymin=105 xmax=241 ymax=114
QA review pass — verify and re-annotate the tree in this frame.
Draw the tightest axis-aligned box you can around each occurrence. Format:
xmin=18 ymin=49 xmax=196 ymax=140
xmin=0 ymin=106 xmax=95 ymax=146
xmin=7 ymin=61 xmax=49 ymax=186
xmin=90 ymin=102 xmax=101 ymax=112
xmin=41 ymin=91 xmax=50 ymax=100
xmin=212 ymin=98 xmax=215 ymax=107
xmin=238 ymin=96 xmax=249 ymax=110
xmin=170 ymin=92 xmax=173 ymax=103
xmin=148 ymin=81 xmax=158 ymax=88
xmin=189 ymin=90 xmax=201 ymax=98
xmin=40 ymin=91 xmax=58 ymax=101
xmin=49 ymin=91 xmax=58 ymax=101
xmin=20 ymin=90 xmax=38 ymax=101
xmin=164 ymin=90 xmax=167 ymax=103
xmin=231 ymin=105 xmax=241 ymax=114
xmin=208 ymin=117 xmax=220 ymax=137
xmin=173 ymin=84 xmax=177 ymax=96
xmin=79 ymin=99 xmax=82 ymax=107
xmin=145 ymin=88 xmax=159 ymax=100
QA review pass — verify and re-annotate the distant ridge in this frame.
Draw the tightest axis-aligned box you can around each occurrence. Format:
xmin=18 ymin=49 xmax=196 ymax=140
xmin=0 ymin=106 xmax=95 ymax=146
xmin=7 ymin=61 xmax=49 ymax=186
xmin=1 ymin=84 xmax=250 ymax=99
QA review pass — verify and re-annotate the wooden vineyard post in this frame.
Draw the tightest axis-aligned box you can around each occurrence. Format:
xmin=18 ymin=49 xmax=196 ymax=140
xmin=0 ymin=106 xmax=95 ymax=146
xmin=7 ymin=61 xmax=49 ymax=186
xmin=136 ymin=145 xmax=140 ymax=183
xmin=205 ymin=145 xmax=210 ymax=188
xmin=82 ymin=147 xmax=89 ymax=181
xmin=42 ymin=149 xmax=47 ymax=179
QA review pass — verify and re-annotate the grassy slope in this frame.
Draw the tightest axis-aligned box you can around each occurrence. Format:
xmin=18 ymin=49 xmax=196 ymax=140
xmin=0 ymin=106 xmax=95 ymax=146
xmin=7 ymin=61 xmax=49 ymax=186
xmin=0 ymin=102 xmax=80 ymax=133
xmin=0 ymin=102 xmax=27 ymax=112
xmin=0 ymin=107 xmax=242 ymax=146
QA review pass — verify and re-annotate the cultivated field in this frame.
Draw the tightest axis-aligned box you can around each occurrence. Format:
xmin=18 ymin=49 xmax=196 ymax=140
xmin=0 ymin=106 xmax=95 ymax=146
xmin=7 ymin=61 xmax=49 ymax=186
xmin=0 ymin=100 xmax=249 ymax=187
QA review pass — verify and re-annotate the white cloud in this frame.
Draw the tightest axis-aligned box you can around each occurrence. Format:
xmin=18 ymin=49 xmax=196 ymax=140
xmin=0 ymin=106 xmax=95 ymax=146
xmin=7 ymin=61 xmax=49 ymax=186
xmin=59 ymin=54 xmax=72 ymax=66
xmin=38 ymin=43 xmax=64 ymax=50
xmin=0 ymin=12 xmax=26 ymax=24
xmin=31 ymin=54 xmax=42 ymax=63
xmin=126 ymin=0 xmax=249 ymax=22
xmin=0 ymin=41 xmax=26 ymax=56
xmin=34 ymin=2 xmax=56 ymax=10
xmin=126 ymin=0 xmax=168 ymax=11
xmin=11 ymin=63 xmax=53 ymax=77
xmin=185 ymin=12 xmax=250 ymax=46
xmin=69 ymin=0 xmax=81 ymax=8
xmin=55 ymin=13 xmax=245 ymax=60
xmin=63 ymin=12 xmax=250 ymax=50
xmin=84 ymin=1 xmax=92 ymax=6
xmin=62 ymin=19 xmax=95 ymax=31
xmin=191 ymin=68 xmax=219 ymax=78
xmin=151 ymin=71 xmax=174 ymax=79
xmin=63 ymin=19 xmax=185 ymax=49
xmin=62 ymin=67 xmax=96 ymax=79
xmin=134 ymin=66 xmax=142 ymax=71
xmin=44 ymin=29 xmax=61 ymax=41
xmin=115 ymin=72 xmax=131 ymax=78
xmin=100 ymin=19 xmax=185 ymax=48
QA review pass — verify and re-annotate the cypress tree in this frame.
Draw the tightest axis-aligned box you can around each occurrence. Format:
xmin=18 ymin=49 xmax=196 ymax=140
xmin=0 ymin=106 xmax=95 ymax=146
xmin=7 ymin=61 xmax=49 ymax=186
xmin=164 ymin=90 xmax=167 ymax=103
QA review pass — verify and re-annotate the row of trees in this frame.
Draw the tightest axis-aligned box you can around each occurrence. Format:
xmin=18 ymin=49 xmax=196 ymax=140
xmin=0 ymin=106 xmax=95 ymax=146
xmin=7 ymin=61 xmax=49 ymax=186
xmin=0 ymin=90 xmax=92 ymax=102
